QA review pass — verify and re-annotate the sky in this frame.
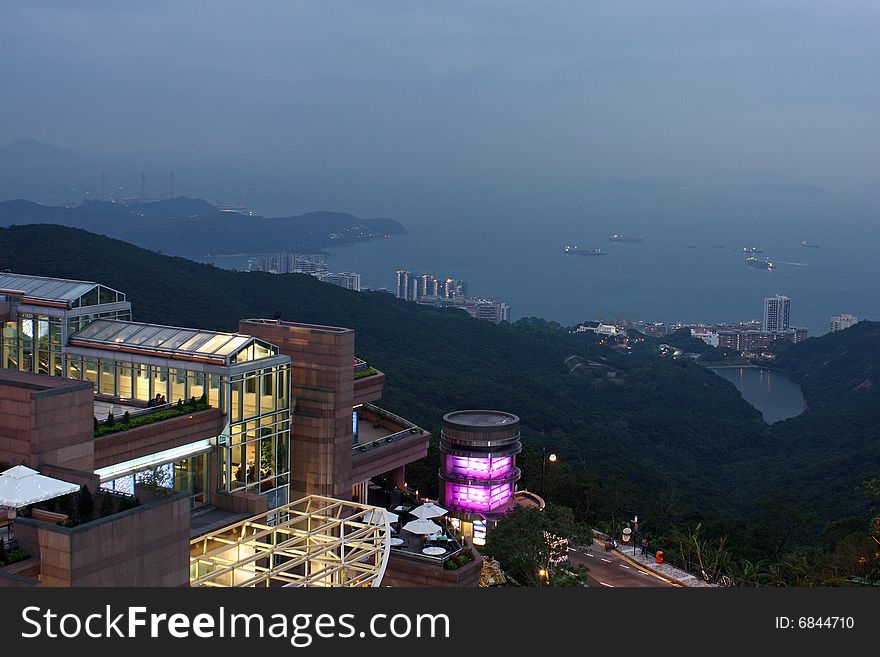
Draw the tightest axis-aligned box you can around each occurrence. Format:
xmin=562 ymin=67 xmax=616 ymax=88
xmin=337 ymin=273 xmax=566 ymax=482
xmin=1 ymin=1 xmax=879 ymax=216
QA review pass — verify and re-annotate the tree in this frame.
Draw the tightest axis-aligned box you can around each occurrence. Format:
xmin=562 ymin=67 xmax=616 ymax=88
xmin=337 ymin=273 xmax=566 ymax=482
xmin=483 ymin=504 xmax=582 ymax=586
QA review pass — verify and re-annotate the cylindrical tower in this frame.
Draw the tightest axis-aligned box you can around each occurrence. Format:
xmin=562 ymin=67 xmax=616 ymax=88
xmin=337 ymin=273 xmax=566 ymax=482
xmin=439 ymin=410 xmax=521 ymax=514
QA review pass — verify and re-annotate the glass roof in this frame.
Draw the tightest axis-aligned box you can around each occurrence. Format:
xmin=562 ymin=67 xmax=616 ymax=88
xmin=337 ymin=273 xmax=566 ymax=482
xmin=70 ymin=319 xmax=278 ymax=363
xmin=0 ymin=272 xmax=125 ymax=306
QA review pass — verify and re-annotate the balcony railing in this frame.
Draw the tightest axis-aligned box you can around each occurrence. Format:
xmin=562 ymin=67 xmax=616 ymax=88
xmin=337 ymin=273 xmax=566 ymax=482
xmin=94 ymin=398 xmax=212 ymax=437
xmin=352 ymin=403 xmax=425 ymax=454
xmin=353 ymin=358 xmax=380 ymax=380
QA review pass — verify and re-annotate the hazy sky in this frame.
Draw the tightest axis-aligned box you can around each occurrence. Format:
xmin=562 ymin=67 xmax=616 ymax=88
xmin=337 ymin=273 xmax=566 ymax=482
xmin=2 ymin=1 xmax=879 ymax=210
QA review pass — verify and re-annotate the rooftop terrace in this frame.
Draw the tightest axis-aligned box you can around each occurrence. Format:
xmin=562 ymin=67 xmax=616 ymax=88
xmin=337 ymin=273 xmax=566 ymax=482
xmin=0 ymin=272 xmax=125 ymax=308
xmin=69 ymin=319 xmax=279 ymax=365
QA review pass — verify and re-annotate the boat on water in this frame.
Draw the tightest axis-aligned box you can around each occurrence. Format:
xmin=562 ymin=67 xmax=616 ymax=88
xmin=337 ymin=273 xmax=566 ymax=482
xmin=746 ymin=256 xmax=775 ymax=270
xmin=609 ymin=234 xmax=643 ymax=243
xmin=801 ymin=240 xmax=820 ymax=248
xmin=564 ymin=245 xmax=606 ymax=256
xmin=742 ymin=246 xmax=763 ymax=254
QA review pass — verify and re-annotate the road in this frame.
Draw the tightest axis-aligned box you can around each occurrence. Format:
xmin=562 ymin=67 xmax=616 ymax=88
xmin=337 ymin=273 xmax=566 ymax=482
xmin=568 ymin=542 xmax=675 ymax=588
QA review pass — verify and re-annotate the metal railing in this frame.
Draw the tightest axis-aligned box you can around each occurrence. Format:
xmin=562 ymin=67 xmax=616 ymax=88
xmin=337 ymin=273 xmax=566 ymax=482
xmin=352 ymin=404 xmax=425 ymax=453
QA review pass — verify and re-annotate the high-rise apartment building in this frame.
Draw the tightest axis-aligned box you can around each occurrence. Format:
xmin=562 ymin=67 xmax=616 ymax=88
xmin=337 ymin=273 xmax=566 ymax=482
xmin=318 ymin=271 xmax=362 ymax=291
xmin=830 ymin=313 xmax=858 ymax=333
xmin=763 ymin=294 xmax=791 ymax=332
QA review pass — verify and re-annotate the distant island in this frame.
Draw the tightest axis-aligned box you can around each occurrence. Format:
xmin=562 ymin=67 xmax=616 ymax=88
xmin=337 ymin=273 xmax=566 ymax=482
xmin=0 ymin=196 xmax=405 ymax=257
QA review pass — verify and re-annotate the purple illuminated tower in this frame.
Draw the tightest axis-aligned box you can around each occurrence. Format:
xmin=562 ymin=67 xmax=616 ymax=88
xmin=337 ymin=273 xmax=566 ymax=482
xmin=440 ymin=410 xmax=521 ymax=515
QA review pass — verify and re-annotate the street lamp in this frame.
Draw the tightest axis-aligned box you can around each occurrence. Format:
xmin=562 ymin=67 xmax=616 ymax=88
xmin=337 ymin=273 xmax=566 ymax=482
xmin=632 ymin=515 xmax=639 ymax=557
xmin=540 ymin=447 xmax=557 ymax=499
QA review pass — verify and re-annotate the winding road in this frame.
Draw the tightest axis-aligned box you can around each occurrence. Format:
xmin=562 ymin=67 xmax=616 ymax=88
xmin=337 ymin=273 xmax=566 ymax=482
xmin=568 ymin=542 xmax=676 ymax=588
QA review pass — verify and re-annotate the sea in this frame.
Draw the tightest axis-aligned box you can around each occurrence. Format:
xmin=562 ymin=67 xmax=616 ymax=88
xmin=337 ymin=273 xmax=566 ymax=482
xmin=197 ymin=186 xmax=880 ymax=337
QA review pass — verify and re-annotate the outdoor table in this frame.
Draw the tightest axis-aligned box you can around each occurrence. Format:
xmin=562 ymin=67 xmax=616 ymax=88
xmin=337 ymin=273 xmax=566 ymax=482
xmin=421 ymin=546 xmax=446 ymax=556
xmin=389 ymin=537 xmax=404 ymax=547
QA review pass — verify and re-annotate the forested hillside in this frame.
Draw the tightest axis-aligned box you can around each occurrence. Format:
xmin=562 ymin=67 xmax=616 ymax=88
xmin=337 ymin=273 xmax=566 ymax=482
xmin=0 ymin=223 xmax=770 ymax=520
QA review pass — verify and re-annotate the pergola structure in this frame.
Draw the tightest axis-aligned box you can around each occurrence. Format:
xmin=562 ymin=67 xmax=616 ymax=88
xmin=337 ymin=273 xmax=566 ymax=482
xmin=190 ymin=495 xmax=391 ymax=587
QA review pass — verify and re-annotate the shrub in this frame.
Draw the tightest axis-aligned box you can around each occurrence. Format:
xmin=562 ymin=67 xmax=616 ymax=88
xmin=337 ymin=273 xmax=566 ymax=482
xmin=99 ymin=493 xmax=115 ymax=517
xmin=0 ymin=547 xmax=30 ymax=568
xmin=76 ymin=487 xmax=94 ymax=522
xmin=122 ymin=411 xmax=130 ymax=424
xmin=106 ymin=411 xmax=115 ymax=427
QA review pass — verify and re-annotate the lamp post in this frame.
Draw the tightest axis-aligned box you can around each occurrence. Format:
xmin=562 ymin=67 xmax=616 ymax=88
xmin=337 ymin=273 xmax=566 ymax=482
xmin=540 ymin=447 xmax=557 ymax=499
xmin=632 ymin=514 xmax=639 ymax=557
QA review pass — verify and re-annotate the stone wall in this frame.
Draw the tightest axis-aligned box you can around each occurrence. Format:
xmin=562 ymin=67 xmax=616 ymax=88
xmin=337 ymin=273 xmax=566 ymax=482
xmin=382 ymin=551 xmax=483 ymax=588
xmin=0 ymin=370 xmax=94 ymax=470
xmin=94 ymin=408 xmax=224 ymax=469
xmin=13 ymin=492 xmax=190 ymax=587
xmin=240 ymin=320 xmax=355 ymax=500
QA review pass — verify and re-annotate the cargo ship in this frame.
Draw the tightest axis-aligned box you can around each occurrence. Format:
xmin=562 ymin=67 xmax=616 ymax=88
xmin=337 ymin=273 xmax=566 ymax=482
xmin=746 ymin=256 xmax=775 ymax=270
xmin=564 ymin=245 xmax=606 ymax=256
xmin=609 ymin=234 xmax=643 ymax=243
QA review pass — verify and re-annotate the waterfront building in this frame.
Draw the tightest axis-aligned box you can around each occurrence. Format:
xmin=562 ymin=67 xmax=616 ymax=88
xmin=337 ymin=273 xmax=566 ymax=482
xmin=644 ymin=323 xmax=668 ymax=338
xmin=395 ymin=269 xmax=417 ymax=301
xmin=576 ymin=321 xmax=620 ymax=336
xmin=442 ymin=278 xmax=468 ymax=299
xmin=318 ymin=271 xmax=362 ymax=291
xmin=830 ymin=313 xmax=858 ymax=333
xmin=763 ymin=294 xmax=791 ymax=332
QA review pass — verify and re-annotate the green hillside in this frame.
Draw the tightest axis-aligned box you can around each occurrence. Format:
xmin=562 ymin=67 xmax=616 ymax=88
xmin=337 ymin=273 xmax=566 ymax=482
xmin=0 ymin=223 xmax=770 ymax=520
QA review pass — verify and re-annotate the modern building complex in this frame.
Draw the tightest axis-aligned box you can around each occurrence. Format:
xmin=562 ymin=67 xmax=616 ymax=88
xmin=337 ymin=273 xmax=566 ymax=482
xmin=683 ymin=294 xmax=808 ymax=354
xmin=395 ymin=269 xmax=509 ymax=323
xmin=317 ymin=271 xmax=362 ymax=291
xmin=248 ymin=254 xmax=362 ymax=291
xmin=830 ymin=313 xmax=858 ymax=333
xmin=763 ymin=294 xmax=791 ymax=333
xmin=439 ymin=410 xmax=522 ymax=546
xmin=0 ymin=272 xmax=431 ymax=587
xmin=396 ymin=270 xmax=467 ymax=302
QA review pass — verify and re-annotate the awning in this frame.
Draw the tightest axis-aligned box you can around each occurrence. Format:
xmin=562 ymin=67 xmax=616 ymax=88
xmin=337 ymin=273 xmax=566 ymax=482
xmin=363 ymin=508 xmax=399 ymax=524
xmin=410 ymin=501 xmax=448 ymax=519
xmin=402 ymin=518 xmax=443 ymax=535
xmin=0 ymin=465 xmax=80 ymax=508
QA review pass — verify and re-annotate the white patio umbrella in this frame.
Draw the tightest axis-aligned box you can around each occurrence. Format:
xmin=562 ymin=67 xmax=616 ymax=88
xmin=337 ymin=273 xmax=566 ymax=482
xmin=410 ymin=501 xmax=448 ymax=519
xmin=363 ymin=508 xmax=399 ymax=525
xmin=0 ymin=465 xmax=80 ymax=508
xmin=402 ymin=518 xmax=443 ymax=535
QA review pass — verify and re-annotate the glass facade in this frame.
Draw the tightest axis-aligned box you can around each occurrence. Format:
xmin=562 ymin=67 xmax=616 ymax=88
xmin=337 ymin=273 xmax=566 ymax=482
xmin=101 ymin=452 xmax=211 ymax=508
xmin=218 ymin=366 xmax=291 ymax=508
xmin=1 ymin=309 xmax=130 ymax=376
xmin=444 ymin=481 xmax=514 ymax=513
xmin=0 ymin=274 xmax=296 ymax=511
xmin=64 ymin=352 xmax=293 ymax=506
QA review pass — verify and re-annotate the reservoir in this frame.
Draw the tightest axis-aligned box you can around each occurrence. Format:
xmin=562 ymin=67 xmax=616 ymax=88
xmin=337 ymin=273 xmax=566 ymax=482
xmin=710 ymin=367 xmax=806 ymax=424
